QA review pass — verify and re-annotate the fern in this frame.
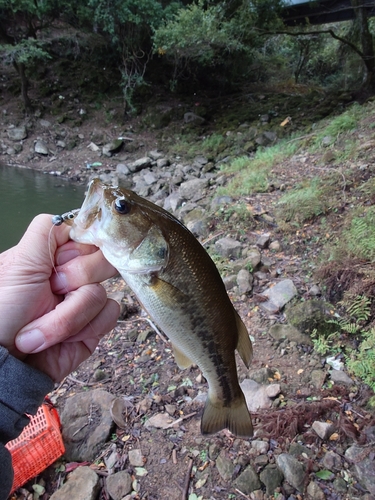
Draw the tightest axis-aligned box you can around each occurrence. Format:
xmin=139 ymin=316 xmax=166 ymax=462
xmin=346 ymin=295 xmax=372 ymax=322
xmin=344 ymin=208 xmax=375 ymax=261
xmin=346 ymin=327 xmax=375 ymax=391
xmin=311 ymin=329 xmax=340 ymax=355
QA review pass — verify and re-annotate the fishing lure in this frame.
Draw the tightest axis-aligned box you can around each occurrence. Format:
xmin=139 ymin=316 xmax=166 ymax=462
xmin=52 ymin=209 xmax=80 ymax=226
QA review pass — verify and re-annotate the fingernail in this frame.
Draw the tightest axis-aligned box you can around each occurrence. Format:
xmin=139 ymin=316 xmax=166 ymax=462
xmin=56 ymin=249 xmax=81 ymax=265
xmin=17 ymin=329 xmax=46 ymax=353
xmin=55 ymin=272 xmax=69 ymax=291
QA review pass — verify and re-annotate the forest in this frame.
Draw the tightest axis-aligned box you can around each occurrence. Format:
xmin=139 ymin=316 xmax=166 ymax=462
xmin=1 ymin=0 xmax=375 ymax=115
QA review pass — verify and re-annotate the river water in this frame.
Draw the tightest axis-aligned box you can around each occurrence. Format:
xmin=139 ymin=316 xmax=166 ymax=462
xmin=0 ymin=165 xmax=86 ymax=252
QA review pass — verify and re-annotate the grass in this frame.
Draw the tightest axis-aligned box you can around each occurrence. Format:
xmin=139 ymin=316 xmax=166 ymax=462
xmin=312 ymin=103 xmax=363 ymax=148
xmin=276 ymin=178 xmax=332 ymax=223
xmin=218 ymin=140 xmax=300 ymax=196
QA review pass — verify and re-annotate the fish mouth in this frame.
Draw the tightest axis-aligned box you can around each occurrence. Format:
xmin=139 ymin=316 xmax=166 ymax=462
xmin=69 ymin=179 xmax=105 ymax=242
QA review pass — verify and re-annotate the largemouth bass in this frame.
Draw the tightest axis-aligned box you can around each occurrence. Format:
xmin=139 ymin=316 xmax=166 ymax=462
xmin=66 ymin=178 xmax=253 ymax=437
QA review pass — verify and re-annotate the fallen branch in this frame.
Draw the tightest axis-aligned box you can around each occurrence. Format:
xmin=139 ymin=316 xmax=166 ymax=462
xmin=181 ymin=457 xmax=194 ymax=500
xmin=166 ymin=411 xmax=198 ymax=429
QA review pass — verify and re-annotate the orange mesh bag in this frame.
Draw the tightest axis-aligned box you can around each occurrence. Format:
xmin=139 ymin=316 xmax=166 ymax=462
xmin=5 ymin=402 xmax=65 ymax=493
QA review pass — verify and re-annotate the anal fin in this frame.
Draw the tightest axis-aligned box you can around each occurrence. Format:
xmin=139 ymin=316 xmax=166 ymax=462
xmin=235 ymin=311 xmax=253 ymax=369
xmin=172 ymin=343 xmax=193 ymax=369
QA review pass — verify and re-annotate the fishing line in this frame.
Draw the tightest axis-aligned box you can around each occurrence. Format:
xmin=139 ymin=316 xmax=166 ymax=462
xmin=49 ymin=212 xmax=103 ymax=341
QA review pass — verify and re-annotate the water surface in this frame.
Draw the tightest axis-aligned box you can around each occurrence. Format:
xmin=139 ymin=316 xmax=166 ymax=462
xmin=0 ymin=165 xmax=86 ymax=252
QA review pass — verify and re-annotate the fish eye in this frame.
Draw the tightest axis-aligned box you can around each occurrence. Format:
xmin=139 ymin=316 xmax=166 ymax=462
xmin=114 ymin=198 xmax=131 ymax=215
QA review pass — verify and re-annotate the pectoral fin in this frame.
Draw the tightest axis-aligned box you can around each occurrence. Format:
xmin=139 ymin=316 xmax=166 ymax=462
xmin=148 ymin=276 xmax=189 ymax=307
xmin=172 ymin=344 xmax=194 ymax=369
xmin=235 ymin=311 xmax=253 ymax=369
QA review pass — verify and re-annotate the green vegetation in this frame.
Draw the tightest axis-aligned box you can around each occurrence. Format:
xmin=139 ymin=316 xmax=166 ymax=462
xmin=277 ymin=179 xmax=331 ymax=223
xmin=343 ymin=207 xmax=375 ymax=261
xmin=310 ymin=296 xmax=375 ymax=390
xmin=218 ymin=141 xmax=300 ymax=196
xmin=313 ymin=103 xmax=363 ymax=148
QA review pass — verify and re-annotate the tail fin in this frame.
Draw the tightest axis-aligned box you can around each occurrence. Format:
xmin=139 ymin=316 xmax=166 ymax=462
xmin=201 ymin=394 xmax=253 ymax=438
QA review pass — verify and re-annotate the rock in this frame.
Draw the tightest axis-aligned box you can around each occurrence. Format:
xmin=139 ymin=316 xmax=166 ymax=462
xmin=256 ymin=234 xmax=270 ymax=249
xmin=251 ymin=440 xmax=269 ymax=455
xmin=237 ymin=269 xmax=253 ymax=294
xmin=40 ymin=119 xmax=52 ymax=127
xmin=144 ymin=413 xmax=175 ymax=429
xmin=49 ymin=466 xmax=99 ymax=500
xmin=215 ymin=237 xmax=242 ymax=259
xmin=329 ymin=369 xmax=354 ymax=386
xmin=269 ymin=324 xmax=313 ymax=345
xmin=7 ymin=126 xmax=27 ymax=141
xmin=322 ymin=450 xmax=342 ymax=470
xmin=216 ymin=450 xmax=235 ymax=481
xmin=61 ymin=389 xmax=115 ymax=461
xmin=243 ymin=248 xmax=262 ymax=270
xmin=260 ymin=279 xmax=298 ymax=314
xmin=240 ymin=379 xmax=273 ymax=411
xmin=312 ymin=421 xmax=335 ymax=440
xmin=233 ymin=465 xmax=261 ymax=494
xmin=156 ymin=158 xmax=169 ymax=168
xmin=310 ymin=369 xmax=327 ymax=389
xmin=346 ymin=445 xmax=375 ymax=494
xmin=211 ymin=195 xmax=233 ymax=210
xmin=143 ymin=171 xmax=158 ymax=185
xmin=116 ymin=163 xmax=130 ymax=177
xmin=276 ymin=453 xmax=306 ymax=492
xmin=309 ymin=284 xmax=321 ymax=296
xmin=106 ymin=471 xmax=133 ymax=500
xmin=128 ymin=156 xmax=152 ymax=173
xmin=265 ymin=384 xmax=281 ymax=398
xmin=260 ymin=464 xmax=284 ymax=495
xmin=263 ymin=131 xmax=277 ymax=143
xmin=223 ymin=274 xmax=237 ymax=291
xmin=102 ymin=139 xmax=123 ymax=156
xmin=247 ymin=367 xmax=276 ymax=384
xmin=332 ymin=476 xmax=347 ymax=493
xmin=269 ymin=240 xmax=281 ymax=251
xmin=307 ymin=480 xmax=326 ymax=500
xmin=184 ymin=112 xmax=205 ymax=124
xmin=128 ymin=449 xmax=144 ymax=467
xmin=87 ymin=142 xmax=100 ymax=152
xmin=322 ymin=135 xmax=334 ymax=146
xmin=285 ymin=299 xmax=335 ymax=336
xmin=289 ymin=442 xmax=313 ymax=458
xmin=179 ymin=178 xmax=208 ymax=200
xmin=163 ymin=192 xmax=184 ymax=212
xmin=35 ymin=140 xmax=49 ymax=155
xmin=148 ymin=149 xmax=163 ymax=160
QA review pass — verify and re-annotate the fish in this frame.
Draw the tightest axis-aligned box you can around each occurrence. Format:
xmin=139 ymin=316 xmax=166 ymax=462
xmin=65 ymin=178 xmax=253 ymax=438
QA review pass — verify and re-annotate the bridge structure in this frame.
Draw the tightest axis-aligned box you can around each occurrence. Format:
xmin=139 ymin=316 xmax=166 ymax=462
xmin=282 ymin=0 xmax=375 ymax=25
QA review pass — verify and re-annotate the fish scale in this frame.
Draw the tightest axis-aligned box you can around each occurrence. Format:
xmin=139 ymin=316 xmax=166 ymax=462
xmin=67 ymin=178 xmax=254 ymax=438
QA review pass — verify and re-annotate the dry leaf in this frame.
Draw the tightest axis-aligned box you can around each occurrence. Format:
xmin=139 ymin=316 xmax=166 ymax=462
xmin=329 ymin=432 xmax=339 ymax=441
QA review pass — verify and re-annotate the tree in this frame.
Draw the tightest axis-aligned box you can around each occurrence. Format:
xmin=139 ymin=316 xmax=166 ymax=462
xmin=0 ymin=0 xmax=58 ymax=110
xmin=88 ymin=0 xmax=176 ymax=118
xmin=153 ymin=0 xmax=285 ymax=90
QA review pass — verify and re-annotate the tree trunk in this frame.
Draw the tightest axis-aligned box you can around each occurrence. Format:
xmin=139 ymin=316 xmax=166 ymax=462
xmin=13 ymin=61 xmax=32 ymax=112
xmin=351 ymin=0 xmax=375 ymax=94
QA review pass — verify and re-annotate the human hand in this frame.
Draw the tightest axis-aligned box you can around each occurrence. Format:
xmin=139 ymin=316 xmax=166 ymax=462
xmin=0 ymin=214 xmax=120 ymax=381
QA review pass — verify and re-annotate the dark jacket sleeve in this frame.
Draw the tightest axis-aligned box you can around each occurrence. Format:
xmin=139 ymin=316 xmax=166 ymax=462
xmin=0 ymin=346 xmax=54 ymax=500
